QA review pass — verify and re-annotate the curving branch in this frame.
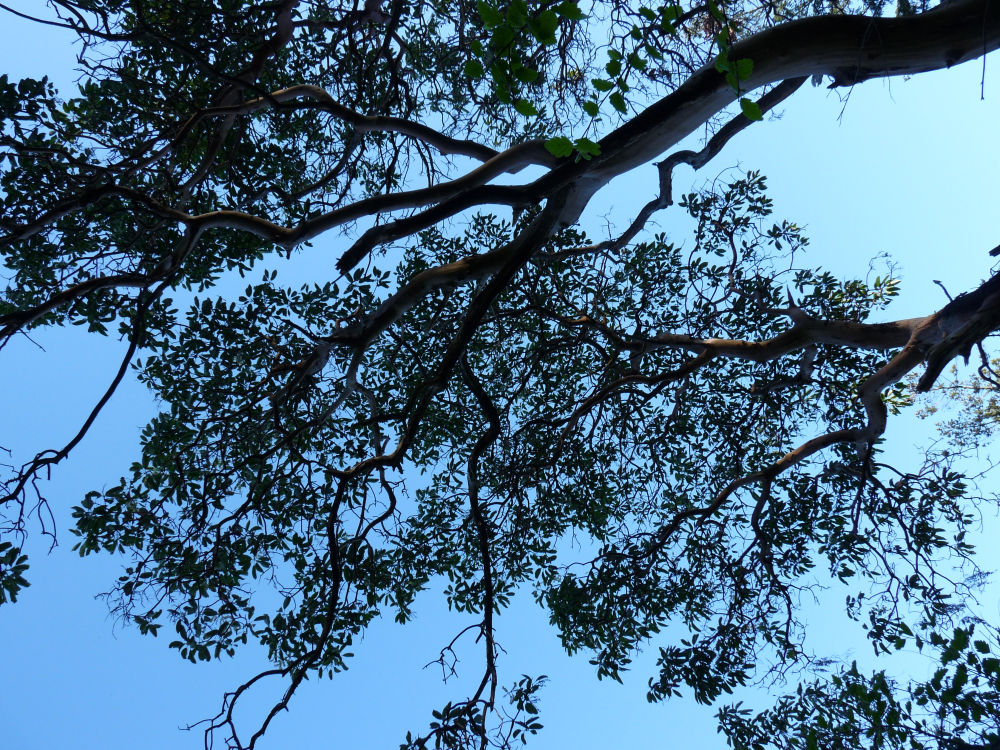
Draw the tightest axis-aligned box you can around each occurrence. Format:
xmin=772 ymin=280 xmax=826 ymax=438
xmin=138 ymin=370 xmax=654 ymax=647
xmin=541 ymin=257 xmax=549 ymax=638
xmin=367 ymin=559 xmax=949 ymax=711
xmin=0 ymin=272 xmax=151 ymax=341
xmin=460 ymin=354 xmax=502 ymax=715
xmin=173 ymin=85 xmax=556 ymax=166
xmin=536 ymin=77 xmax=808 ymax=263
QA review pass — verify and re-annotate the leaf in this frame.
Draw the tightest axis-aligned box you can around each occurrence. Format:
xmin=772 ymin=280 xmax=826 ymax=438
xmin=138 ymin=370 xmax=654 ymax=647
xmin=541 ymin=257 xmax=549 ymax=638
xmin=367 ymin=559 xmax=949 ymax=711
xmin=736 ymin=58 xmax=753 ymax=81
xmin=506 ymin=0 xmax=528 ymax=28
xmin=591 ymin=78 xmax=614 ymax=92
xmin=609 ymin=91 xmax=628 ymax=113
xmin=574 ymin=137 xmax=601 ymax=158
xmin=539 ymin=8 xmax=561 ymax=35
xmin=477 ymin=0 xmax=504 ymax=29
xmin=513 ymin=65 xmax=538 ymax=83
xmin=527 ymin=9 xmax=559 ymax=44
xmin=544 ymin=136 xmax=574 ymax=158
xmin=464 ymin=60 xmax=485 ymax=79
xmin=554 ymin=1 xmax=586 ymax=20
xmin=627 ymin=52 xmax=647 ymax=70
xmin=714 ymin=51 xmax=730 ymax=74
xmin=740 ymin=98 xmax=763 ymax=121
xmin=514 ymin=99 xmax=538 ymax=116
xmin=492 ymin=25 xmax=515 ymax=52
xmin=582 ymin=100 xmax=599 ymax=117
xmin=606 ymin=59 xmax=622 ymax=77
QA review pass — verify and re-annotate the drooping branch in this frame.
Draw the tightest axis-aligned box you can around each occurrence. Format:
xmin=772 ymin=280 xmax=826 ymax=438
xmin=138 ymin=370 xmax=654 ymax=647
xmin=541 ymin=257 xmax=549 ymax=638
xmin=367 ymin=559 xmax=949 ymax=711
xmin=654 ymin=77 xmax=808 ymax=204
xmin=536 ymin=77 xmax=807 ymax=263
xmin=0 ymin=272 xmax=151 ymax=341
xmin=0 ymin=290 xmax=153 ymax=511
xmin=460 ymin=354 xmax=503 ymax=716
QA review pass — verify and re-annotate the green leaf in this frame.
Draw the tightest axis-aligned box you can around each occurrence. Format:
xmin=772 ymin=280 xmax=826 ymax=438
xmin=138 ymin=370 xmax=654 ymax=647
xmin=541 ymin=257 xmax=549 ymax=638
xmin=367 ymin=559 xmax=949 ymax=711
xmin=736 ymin=58 xmax=753 ymax=81
xmin=591 ymin=78 xmax=615 ymax=92
xmin=582 ymin=100 xmax=600 ymax=117
xmin=740 ymin=97 xmax=763 ymax=121
xmin=477 ymin=0 xmax=504 ymax=29
xmin=726 ymin=71 xmax=738 ymax=91
xmin=513 ymin=65 xmax=538 ymax=83
xmin=639 ymin=6 xmax=657 ymax=21
xmin=554 ymin=1 xmax=586 ymax=20
xmin=492 ymin=25 xmax=515 ymax=52
xmin=573 ymin=137 xmax=601 ymax=159
xmin=514 ymin=99 xmax=538 ymax=116
xmin=714 ymin=51 xmax=730 ymax=74
xmin=538 ymin=9 xmax=560 ymax=34
xmin=627 ymin=52 xmax=647 ymax=70
xmin=605 ymin=59 xmax=622 ymax=77
xmin=609 ymin=91 xmax=627 ymax=113
xmin=464 ymin=60 xmax=485 ymax=79
xmin=506 ymin=0 xmax=528 ymax=28
xmin=527 ymin=9 xmax=559 ymax=44
xmin=544 ymin=136 xmax=574 ymax=157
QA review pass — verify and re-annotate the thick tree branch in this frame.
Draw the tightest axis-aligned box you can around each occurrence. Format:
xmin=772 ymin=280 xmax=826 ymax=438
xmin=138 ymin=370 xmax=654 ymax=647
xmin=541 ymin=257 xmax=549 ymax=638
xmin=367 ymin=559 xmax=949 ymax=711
xmin=529 ymin=0 xmax=1000 ymax=225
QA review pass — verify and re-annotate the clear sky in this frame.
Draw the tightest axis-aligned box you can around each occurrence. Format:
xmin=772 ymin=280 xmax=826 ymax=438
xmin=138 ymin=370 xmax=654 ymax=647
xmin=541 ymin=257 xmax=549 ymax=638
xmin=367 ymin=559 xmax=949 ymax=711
xmin=2 ymin=4 xmax=999 ymax=750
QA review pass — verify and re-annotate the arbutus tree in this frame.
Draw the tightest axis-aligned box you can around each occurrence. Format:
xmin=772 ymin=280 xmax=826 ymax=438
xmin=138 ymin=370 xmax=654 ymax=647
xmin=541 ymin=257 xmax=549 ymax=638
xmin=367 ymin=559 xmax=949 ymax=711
xmin=2 ymin=0 xmax=1000 ymax=748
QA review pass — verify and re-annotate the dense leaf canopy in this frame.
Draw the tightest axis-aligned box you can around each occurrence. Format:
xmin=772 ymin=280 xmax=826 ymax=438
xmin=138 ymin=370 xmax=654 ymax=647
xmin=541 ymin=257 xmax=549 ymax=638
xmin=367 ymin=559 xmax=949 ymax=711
xmin=3 ymin=0 xmax=1000 ymax=748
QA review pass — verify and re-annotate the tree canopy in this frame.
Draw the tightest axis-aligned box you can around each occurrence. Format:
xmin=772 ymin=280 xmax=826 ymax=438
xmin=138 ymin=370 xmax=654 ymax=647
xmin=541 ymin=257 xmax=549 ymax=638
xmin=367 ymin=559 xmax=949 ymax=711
xmin=2 ymin=0 xmax=1000 ymax=748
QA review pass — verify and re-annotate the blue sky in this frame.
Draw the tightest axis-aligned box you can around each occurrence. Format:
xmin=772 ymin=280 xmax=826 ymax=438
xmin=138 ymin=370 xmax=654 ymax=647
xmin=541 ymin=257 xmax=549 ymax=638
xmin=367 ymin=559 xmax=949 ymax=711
xmin=2 ymin=4 xmax=1000 ymax=750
